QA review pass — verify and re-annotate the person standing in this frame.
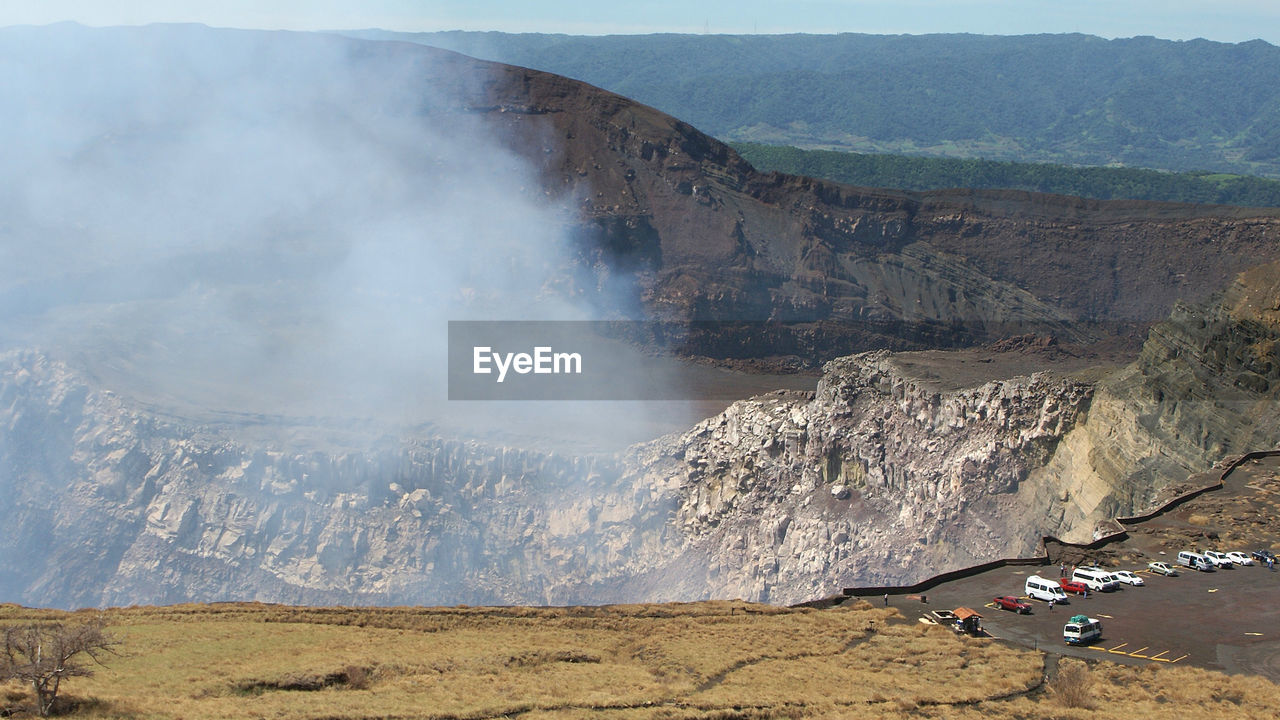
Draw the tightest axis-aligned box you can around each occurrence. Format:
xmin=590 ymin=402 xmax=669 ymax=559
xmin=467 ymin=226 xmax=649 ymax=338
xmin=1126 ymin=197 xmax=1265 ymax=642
xmin=883 ymin=593 xmax=889 ymax=606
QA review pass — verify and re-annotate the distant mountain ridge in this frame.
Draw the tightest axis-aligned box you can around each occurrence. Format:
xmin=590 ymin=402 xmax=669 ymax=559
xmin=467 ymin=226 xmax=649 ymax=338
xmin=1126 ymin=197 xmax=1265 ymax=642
xmin=343 ymin=30 xmax=1280 ymax=178
xmin=732 ymin=142 xmax=1280 ymax=207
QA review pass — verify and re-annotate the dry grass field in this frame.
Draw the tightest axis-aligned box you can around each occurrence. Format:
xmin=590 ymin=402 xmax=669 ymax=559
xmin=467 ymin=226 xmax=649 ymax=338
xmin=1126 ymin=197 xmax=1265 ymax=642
xmin=3 ymin=600 xmax=1279 ymax=719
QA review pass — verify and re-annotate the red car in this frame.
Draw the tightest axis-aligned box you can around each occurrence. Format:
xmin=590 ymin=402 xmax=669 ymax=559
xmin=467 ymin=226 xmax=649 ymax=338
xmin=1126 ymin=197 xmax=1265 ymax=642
xmin=993 ymin=596 xmax=1031 ymax=614
xmin=1059 ymin=578 xmax=1089 ymax=595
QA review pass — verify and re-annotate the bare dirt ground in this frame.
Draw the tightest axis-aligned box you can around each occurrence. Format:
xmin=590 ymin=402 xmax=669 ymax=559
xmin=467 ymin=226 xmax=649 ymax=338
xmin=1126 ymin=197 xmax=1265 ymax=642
xmin=883 ymin=337 xmax=1132 ymax=392
xmin=880 ymin=454 xmax=1280 ymax=681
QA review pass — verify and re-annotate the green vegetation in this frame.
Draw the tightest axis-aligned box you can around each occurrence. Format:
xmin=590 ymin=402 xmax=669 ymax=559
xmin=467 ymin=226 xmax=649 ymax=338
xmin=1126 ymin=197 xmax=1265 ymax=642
xmin=347 ymin=31 xmax=1280 ymax=178
xmin=732 ymin=142 xmax=1280 ymax=206
xmin=3 ymin=601 xmax=1280 ymax=719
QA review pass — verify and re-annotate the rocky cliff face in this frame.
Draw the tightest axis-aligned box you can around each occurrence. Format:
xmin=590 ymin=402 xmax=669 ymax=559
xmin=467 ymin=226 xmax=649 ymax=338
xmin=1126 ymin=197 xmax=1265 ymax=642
xmin=4 ymin=264 xmax=1279 ymax=608
xmin=0 ymin=348 xmax=1090 ymax=607
xmin=611 ymin=354 xmax=1095 ymax=602
xmin=1015 ymin=262 xmax=1280 ymax=541
xmin=0 ymin=352 xmax=659 ymax=607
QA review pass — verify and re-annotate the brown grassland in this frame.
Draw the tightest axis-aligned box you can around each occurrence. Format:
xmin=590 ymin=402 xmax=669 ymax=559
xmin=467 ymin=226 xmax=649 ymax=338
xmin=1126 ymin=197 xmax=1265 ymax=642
xmin=2 ymin=600 xmax=1279 ymax=719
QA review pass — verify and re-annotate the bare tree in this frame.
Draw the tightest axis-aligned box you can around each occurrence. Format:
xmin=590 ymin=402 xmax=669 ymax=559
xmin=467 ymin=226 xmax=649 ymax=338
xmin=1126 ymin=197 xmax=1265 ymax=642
xmin=1 ymin=619 xmax=119 ymax=717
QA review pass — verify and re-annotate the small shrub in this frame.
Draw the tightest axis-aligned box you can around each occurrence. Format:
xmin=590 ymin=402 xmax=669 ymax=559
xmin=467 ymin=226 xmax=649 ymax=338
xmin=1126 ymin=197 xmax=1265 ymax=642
xmin=1052 ymin=659 xmax=1095 ymax=709
xmin=340 ymin=665 xmax=372 ymax=690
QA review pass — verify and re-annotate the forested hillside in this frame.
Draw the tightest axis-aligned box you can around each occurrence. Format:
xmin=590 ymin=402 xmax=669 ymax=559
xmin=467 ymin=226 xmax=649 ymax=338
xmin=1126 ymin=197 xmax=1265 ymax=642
xmin=733 ymin=143 xmax=1280 ymax=206
xmin=345 ymin=30 xmax=1280 ymax=178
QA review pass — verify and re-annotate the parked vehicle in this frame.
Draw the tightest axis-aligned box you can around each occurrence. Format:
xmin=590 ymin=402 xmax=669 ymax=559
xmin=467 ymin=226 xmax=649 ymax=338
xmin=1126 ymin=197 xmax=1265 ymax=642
xmin=1226 ymin=551 xmax=1255 ymax=566
xmin=1111 ymin=570 xmax=1145 ymax=586
xmin=1058 ymin=578 xmax=1089 ymax=595
xmin=1072 ymin=566 xmax=1120 ymax=592
xmin=1025 ymin=575 xmax=1069 ymax=603
xmin=1202 ymin=550 xmax=1235 ymax=568
xmin=1251 ymin=549 xmax=1276 ymax=563
xmin=1147 ymin=561 xmax=1179 ymax=576
xmin=1178 ymin=550 xmax=1215 ymax=572
xmin=1064 ymin=615 xmax=1103 ymax=645
xmin=993 ymin=596 xmax=1031 ymax=614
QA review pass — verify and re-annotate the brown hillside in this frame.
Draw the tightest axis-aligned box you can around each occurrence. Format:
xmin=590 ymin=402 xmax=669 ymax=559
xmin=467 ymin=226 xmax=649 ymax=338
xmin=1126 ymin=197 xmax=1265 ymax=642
xmin=406 ymin=43 xmax=1280 ymax=359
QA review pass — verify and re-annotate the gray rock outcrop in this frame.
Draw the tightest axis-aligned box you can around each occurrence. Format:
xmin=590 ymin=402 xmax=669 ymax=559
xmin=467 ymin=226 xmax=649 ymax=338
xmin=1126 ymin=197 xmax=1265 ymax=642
xmin=3 ymin=264 xmax=1279 ymax=608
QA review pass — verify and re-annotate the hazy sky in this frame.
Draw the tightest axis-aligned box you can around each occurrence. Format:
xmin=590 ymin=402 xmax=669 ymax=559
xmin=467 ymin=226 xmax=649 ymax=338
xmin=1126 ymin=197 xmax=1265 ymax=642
xmin=1 ymin=1 xmax=1277 ymax=44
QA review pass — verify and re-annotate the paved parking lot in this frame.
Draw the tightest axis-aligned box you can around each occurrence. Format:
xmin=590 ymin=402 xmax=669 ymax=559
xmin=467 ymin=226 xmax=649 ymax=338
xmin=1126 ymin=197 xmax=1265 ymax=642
xmin=862 ymin=454 xmax=1280 ymax=679
xmin=893 ymin=555 xmax=1280 ymax=678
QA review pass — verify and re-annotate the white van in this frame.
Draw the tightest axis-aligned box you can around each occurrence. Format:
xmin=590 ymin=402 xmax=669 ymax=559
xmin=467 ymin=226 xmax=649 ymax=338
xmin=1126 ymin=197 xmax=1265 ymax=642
xmin=1071 ymin=567 xmax=1120 ymax=592
xmin=1025 ymin=575 xmax=1069 ymax=603
xmin=1063 ymin=615 xmax=1103 ymax=645
xmin=1178 ymin=550 xmax=1216 ymax=572
xmin=1201 ymin=550 xmax=1234 ymax=568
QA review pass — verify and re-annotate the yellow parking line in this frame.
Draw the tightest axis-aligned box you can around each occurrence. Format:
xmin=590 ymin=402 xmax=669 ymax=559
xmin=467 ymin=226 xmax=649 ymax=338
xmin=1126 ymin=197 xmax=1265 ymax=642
xmin=1151 ymin=656 xmax=1172 ymax=662
xmin=1150 ymin=650 xmax=1170 ymax=660
xmin=1098 ymin=614 xmax=1114 ymax=619
xmin=1171 ymin=654 xmax=1189 ymax=663
xmin=1108 ymin=643 xmax=1129 ymax=653
xmin=1087 ymin=646 xmax=1106 ymax=652
xmin=1129 ymin=646 xmax=1149 ymax=656
xmin=1246 ymin=632 xmax=1264 ymax=636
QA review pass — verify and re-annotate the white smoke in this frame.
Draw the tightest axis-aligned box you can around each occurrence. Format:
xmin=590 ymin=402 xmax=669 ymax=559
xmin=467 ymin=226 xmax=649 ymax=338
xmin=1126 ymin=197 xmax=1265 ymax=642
xmin=1 ymin=23 xmax=679 ymax=442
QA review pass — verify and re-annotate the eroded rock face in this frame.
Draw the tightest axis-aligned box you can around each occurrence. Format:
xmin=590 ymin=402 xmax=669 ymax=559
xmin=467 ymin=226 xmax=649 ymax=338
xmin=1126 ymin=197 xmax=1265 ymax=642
xmin=0 ymin=352 xmax=658 ymax=607
xmin=1017 ymin=263 xmax=1280 ymax=542
xmin=608 ymin=354 xmax=1095 ymax=603
xmin=0 ymin=348 xmax=1092 ymax=607
xmin=4 ymin=266 xmax=1280 ymax=609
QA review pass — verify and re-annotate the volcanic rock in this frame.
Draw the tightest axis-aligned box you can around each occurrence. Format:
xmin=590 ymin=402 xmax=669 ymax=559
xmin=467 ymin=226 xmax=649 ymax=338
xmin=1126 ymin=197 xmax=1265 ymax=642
xmin=5 ymin=263 xmax=1278 ymax=606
